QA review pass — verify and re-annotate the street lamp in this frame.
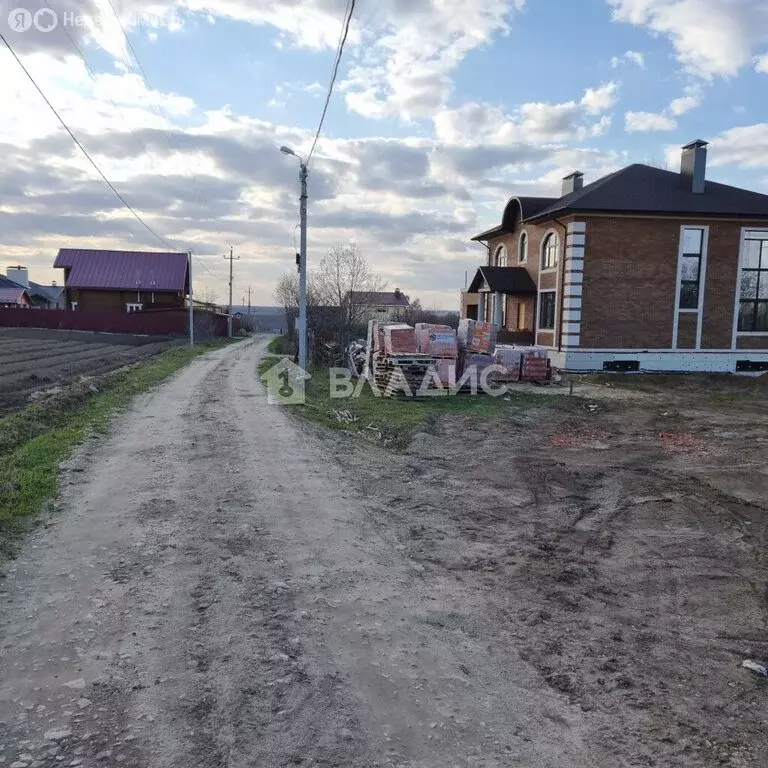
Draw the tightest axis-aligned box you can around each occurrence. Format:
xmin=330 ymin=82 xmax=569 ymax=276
xmin=280 ymin=145 xmax=308 ymax=372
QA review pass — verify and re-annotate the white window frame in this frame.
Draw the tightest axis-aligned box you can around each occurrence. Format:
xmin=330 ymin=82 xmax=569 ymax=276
xmin=672 ymin=225 xmax=709 ymax=350
xmin=126 ymin=303 xmax=144 ymax=313
xmin=70 ymin=302 xmax=78 ymax=311
xmin=540 ymin=230 xmax=560 ymax=272
xmin=493 ymin=244 xmax=508 ymax=267
xmin=537 ymin=290 xmax=557 ymax=332
xmin=518 ymin=231 xmax=528 ymax=264
xmin=733 ymin=227 xmax=768 ymax=342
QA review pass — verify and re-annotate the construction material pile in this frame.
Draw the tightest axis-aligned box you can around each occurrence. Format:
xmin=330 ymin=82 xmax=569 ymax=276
xmin=457 ymin=319 xmax=497 ymax=380
xmin=367 ymin=321 xmax=447 ymax=397
xmin=416 ymin=323 xmax=458 ymax=386
xmin=364 ymin=319 xmax=553 ymax=397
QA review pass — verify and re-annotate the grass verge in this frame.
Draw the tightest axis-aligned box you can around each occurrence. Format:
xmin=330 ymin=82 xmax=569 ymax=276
xmin=258 ymin=355 xmax=576 ymax=451
xmin=267 ymin=334 xmax=293 ymax=355
xmin=0 ymin=340 xmax=230 ymax=538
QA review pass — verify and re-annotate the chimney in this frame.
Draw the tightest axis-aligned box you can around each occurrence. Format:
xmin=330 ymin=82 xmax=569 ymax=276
xmin=7 ymin=265 xmax=29 ymax=288
xmin=681 ymin=139 xmax=708 ymax=194
xmin=562 ymin=171 xmax=584 ymax=196
xmin=394 ymin=288 xmax=402 ymax=299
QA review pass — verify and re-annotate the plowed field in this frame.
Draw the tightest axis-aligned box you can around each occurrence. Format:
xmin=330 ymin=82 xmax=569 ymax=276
xmin=0 ymin=328 xmax=179 ymax=414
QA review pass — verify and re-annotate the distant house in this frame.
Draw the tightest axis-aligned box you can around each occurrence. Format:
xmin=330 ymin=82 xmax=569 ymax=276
xmin=54 ymin=248 xmax=190 ymax=313
xmin=3 ymin=266 xmax=65 ymax=309
xmin=0 ymin=275 xmax=32 ymax=308
xmin=347 ymin=289 xmax=410 ymax=322
xmin=463 ymin=139 xmax=768 ymax=373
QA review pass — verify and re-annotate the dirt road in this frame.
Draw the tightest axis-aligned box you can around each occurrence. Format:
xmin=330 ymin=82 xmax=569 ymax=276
xmin=1 ymin=337 xmax=767 ymax=767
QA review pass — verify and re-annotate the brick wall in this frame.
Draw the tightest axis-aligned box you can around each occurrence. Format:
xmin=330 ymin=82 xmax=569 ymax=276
xmin=580 ymin=217 xmax=678 ymax=348
xmin=701 ymin=223 xmax=744 ymax=349
xmin=580 ymin=216 xmax=768 ymax=350
xmin=487 ymin=212 xmax=569 ymax=346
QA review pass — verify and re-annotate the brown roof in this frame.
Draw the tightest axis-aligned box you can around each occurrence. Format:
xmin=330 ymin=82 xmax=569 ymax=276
xmin=472 ymin=165 xmax=768 ymax=241
xmin=348 ymin=291 xmax=410 ymax=307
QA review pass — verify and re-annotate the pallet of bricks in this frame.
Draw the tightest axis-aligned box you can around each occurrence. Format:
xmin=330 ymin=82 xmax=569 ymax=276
xmin=490 ymin=345 xmax=551 ymax=383
xmin=368 ymin=322 xmax=439 ymax=398
xmin=457 ymin=319 xmax=497 ymax=391
xmin=415 ymin=323 xmax=458 ymax=387
xmin=520 ymin=346 xmax=550 ymax=382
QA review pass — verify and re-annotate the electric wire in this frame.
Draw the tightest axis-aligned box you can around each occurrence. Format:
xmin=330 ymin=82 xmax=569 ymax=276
xmin=0 ymin=29 xmax=180 ymax=251
xmin=307 ymin=0 xmax=356 ymax=166
xmin=102 ymin=0 xmax=216 ymax=219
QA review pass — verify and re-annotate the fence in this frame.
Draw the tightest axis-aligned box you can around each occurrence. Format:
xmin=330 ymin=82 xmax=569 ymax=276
xmin=0 ymin=308 xmax=231 ymax=338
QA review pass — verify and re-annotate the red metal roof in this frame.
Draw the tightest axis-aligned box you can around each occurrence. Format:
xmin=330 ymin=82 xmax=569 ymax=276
xmin=54 ymin=248 xmax=189 ymax=292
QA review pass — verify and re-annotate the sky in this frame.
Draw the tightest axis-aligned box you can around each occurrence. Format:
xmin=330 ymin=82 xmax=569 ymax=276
xmin=0 ymin=0 xmax=767 ymax=309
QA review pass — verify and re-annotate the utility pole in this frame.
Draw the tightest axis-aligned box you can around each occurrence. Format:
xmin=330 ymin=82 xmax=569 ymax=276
xmin=187 ymin=250 xmax=194 ymax=348
xmin=298 ymin=162 xmax=308 ymax=371
xmin=223 ymin=245 xmax=239 ymax=338
xmin=280 ymin=145 xmax=308 ymax=372
xmin=247 ymin=286 xmax=251 ymax=315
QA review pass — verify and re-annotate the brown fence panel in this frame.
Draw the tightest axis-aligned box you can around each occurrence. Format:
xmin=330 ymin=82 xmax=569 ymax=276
xmin=0 ymin=308 xmax=229 ymax=337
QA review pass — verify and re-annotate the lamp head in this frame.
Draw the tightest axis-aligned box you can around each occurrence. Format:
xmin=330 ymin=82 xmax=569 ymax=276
xmin=280 ymin=146 xmax=296 ymax=157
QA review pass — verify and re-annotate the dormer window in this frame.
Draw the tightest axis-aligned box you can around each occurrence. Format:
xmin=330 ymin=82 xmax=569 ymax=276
xmin=493 ymin=244 xmax=508 ymax=267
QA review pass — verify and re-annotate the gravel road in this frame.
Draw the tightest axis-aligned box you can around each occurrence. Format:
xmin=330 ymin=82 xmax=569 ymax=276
xmin=0 ymin=337 xmax=602 ymax=768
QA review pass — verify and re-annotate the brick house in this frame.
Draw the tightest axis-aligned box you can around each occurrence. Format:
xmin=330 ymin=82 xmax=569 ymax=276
xmin=346 ymin=289 xmax=410 ymax=322
xmin=54 ymin=248 xmax=189 ymax=313
xmin=463 ymin=140 xmax=768 ymax=372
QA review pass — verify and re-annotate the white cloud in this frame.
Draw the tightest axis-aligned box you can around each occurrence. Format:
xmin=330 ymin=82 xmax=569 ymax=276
xmin=434 ymin=81 xmax=619 ymax=148
xmin=608 ymin=0 xmax=768 ymax=78
xmin=707 ymin=123 xmax=768 ymax=168
xmin=756 ymin=53 xmax=768 ymax=73
xmin=341 ymin=0 xmax=523 ymax=120
xmin=581 ymin=81 xmax=620 ymax=114
xmin=623 ymin=85 xmax=701 ymax=133
xmin=625 ymin=111 xmax=678 ymax=132
xmin=611 ymin=49 xmax=646 ymax=67
xmin=668 ymin=85 xmax=702 ymax=115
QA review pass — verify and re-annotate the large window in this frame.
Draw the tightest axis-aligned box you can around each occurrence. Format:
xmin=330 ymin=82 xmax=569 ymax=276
xmin=539 ymin=291 xmax=556 ymax=330
xmin=541 ymin=233 xmax=558 ymax=270
xmin=679 ymin=227 xmax=705 ymax=309
xmin=494 ymin=244 xmax=508 ymax=267
xmin=738 ymin=230 xmax=768 ymax=332
xmin=519 ymin=231 xmax=528 ymax=264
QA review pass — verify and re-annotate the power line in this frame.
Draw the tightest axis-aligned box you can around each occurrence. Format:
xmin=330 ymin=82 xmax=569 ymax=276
xmin=102 ymin=0 xmax=216 ymax=219
xmin=0 ymin=29 xmax=179 ymax=251
xmin=194 ymin=256 xmax=226 ymax=283
xmin=44 ymin=1 xmax=163 ymax=162
xmin=307 ymin=0 xmax=356 ymax=165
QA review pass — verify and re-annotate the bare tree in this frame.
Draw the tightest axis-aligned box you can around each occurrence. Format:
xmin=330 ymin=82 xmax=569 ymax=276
xmin=314 ymin=243 xmax=387 ymax=346
xmin=274 ymin=272 xmax=299 ymax=341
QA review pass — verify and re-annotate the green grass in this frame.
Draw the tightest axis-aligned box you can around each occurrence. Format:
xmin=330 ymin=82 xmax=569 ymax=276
xmin=267 ymin=334 xmax=293 ymax=355
xmin=258 ymin=356 xmax=574 ymax=451
xmin=0 ymin=340 xmax=230 ymax=536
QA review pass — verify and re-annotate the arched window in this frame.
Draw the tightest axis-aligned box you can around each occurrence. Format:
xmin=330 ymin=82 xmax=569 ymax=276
xmin=541 ymin=232 xmax=559 ymax=270
xmin=519 ymin=231 xmax=528 ymax=264
xmin=494 ymin=244 xmax=508 ymax=267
